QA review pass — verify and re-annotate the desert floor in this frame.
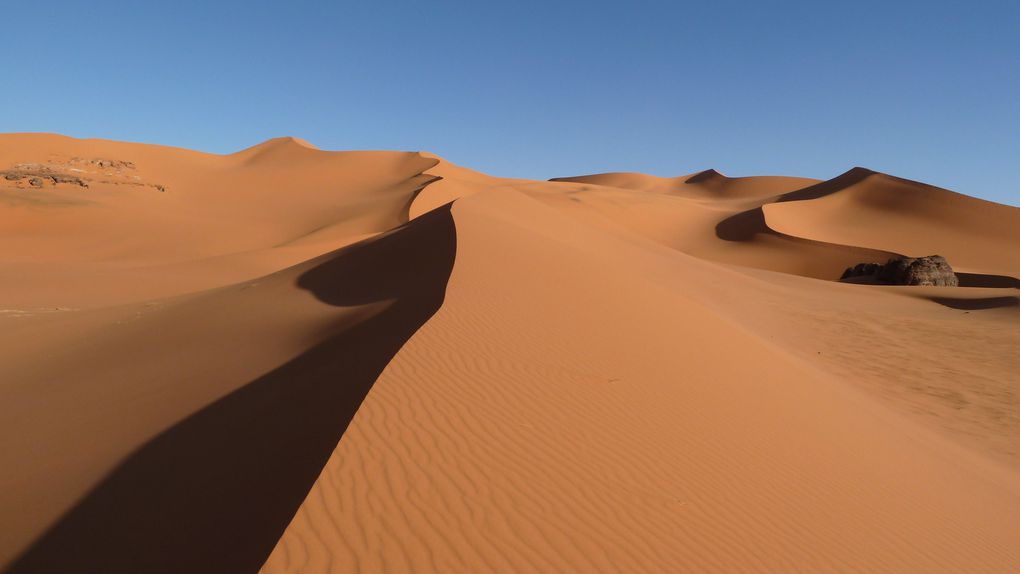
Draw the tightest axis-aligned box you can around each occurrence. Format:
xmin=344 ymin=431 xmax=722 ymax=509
xmin=1 ymin=134 xmax=1018 ymax=573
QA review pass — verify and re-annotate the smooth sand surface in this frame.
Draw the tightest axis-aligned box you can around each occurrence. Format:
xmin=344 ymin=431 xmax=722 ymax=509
xmin=1 ymin=134 xmax=1018 ymax=573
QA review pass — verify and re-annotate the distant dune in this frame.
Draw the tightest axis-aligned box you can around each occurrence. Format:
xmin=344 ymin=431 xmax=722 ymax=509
xmin=1 ymin=133 xmax=1018 ymax=573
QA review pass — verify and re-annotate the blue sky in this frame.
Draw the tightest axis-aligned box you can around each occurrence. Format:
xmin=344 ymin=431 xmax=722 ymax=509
xmin=3 ymin=0 xmax=1018 ymax=204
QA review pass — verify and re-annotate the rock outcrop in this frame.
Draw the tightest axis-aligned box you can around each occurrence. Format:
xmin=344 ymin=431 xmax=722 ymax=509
xmin=0 ymin=158 xmax=166 ymax=192
xmin=1 ymin=169 xmax=89 ymax=188
xmin=841 ymin=255 xmax=959 ymax=286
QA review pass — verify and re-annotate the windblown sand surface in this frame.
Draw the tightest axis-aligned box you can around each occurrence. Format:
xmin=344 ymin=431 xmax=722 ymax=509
xmin=1 ymin=133 xmax=1018 ymax=573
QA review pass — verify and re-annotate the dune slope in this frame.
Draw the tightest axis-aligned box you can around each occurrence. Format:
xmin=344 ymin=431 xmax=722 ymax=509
xmin=1 ymin=134 xmax=1018 ymax=573
xmin=1 ymin=205 xmax=456 ymax=573
xmin=762 ymin=168 xmax=1020 ymax=276
xmin=0 ymin=133 xmax=438 ymax=307
xmin=262 ymin=189 xmax=1020 ymax=574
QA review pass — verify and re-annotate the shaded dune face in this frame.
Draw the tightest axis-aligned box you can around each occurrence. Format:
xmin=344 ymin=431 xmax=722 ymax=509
xmin=262 ymin=189 xmax=1020 ymax=574
xmin=4 ymin=205 xmax=457 ymax=574
xmin=761 ymin=169 xmax=1020 ymax=279
xmin=559 ymin=165 xmax=1020 ymax=284
xmin=3 ymin=134 xmax=1020 ymax=574
xmin=712 ymin=198 xmax=901 ymax=279
xmin=0 ymin=133 xmax=440 ymax=308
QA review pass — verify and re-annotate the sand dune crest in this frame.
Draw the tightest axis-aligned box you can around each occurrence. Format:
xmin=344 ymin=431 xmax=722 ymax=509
xmin=1 ymin=134 xmax=1018 ymax=573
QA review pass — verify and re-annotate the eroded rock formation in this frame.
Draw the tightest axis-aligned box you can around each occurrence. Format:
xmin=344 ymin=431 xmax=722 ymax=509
xmin=841 ymin=255 xmax=959 ymax=286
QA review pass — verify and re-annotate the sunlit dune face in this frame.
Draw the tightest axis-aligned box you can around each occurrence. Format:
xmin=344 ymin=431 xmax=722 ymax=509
xmin=1 ymin=133 xmax=1019 ymax=574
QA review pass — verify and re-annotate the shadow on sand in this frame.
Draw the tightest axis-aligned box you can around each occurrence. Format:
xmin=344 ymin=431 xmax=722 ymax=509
xmin=929 ymin=295 xmax=1019 ymax=311
xmin=714 ymin=168 xmax=875 ymax=242
xmin=5 ymin=205 xmax=457 ymax=574
xmin=957 ymin=273 xmax=1020 ymax=289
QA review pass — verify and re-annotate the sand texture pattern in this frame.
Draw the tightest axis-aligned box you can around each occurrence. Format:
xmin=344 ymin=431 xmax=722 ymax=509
xmin=1 ymin=134 xmax=1018 ymax=573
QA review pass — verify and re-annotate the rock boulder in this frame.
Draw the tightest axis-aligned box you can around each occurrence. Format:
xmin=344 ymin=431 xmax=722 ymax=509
xmin=841 ymin=255 xmax=958 ymax=287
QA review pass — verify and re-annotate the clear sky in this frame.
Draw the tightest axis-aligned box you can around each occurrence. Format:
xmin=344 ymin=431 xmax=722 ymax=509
xmin=3 ymin=0 xmax=1018 ymax=204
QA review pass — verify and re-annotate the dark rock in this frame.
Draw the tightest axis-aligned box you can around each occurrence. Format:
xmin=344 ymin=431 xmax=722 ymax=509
xmin=884 ymin=255 xmax=958 ymax=286
xmin=846 ymin=262 xmax=880 ymax=278
xmin=840 ymin=255 xmax=958 ymax=287
xmin=2 ymin=169 xmax=88 ymax=188
xmin=50 ymin=174 xmax=89 ymax=188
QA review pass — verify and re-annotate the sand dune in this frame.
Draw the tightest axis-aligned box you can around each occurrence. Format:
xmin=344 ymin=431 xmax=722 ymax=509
xmin=541 ymin=169 xmax=898 ymax=280
xmin=762 ymin=168 xmax=1020 ymax=276
xmin=1 ymin=205 xmax=456 ymax=573
xmin=0 ymin=133 xmax=438 ymax=307
xmin=1 ymin=133 xmax=1019 ymax=573
xmin=553 ymin=167 xmax=820 ymax=200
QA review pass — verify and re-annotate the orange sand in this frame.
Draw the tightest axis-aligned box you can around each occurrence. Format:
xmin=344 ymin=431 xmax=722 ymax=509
xmin=1 ymin=134 xmax=1018 ymax=573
